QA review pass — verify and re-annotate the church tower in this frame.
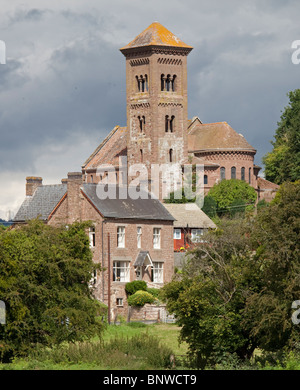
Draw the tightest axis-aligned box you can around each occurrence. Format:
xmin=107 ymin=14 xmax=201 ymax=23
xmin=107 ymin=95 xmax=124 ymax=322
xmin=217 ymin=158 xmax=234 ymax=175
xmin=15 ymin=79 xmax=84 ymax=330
xmin=120 ymin=22 xmax=193 ymax=195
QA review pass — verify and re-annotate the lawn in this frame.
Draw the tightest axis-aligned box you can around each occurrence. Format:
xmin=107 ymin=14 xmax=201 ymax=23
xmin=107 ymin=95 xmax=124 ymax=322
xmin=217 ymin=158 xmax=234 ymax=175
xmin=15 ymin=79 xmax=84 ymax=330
xmin=0 ymin=322 xmax=189 ymax=370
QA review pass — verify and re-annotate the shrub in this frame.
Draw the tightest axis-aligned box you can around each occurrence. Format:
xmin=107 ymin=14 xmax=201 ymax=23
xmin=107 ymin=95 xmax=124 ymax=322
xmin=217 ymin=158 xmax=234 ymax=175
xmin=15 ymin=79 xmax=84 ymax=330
xmin=127 ymin=290 xmax=155 ymax=307
xmin=146 ymin=288 xmax=161 ymax=299
xmin=125 ymin=281 xmax=147 ymax=296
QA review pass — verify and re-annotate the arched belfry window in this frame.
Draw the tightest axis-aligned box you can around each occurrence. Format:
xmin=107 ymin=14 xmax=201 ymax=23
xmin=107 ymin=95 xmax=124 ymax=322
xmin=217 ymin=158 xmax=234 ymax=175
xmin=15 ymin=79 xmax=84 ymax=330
xmin=170 ymin=115 xmax=175 ymax=132
xmin=171 ymin=75 xmax=176 ymax=92
xmin=231 ymin=166 xmax=236 ymax=179
xmin=166 ymin=74 xmax=171 ymax=91
xmin=161 ymin=74 xmax=165 ymax=91
xmin=161 ymin=74 xmax=176 ymax=92
xmin=136 ymin=74 xmax=148 ymax=92
xmin=169 ymin=148 xmax=173 ymax=163
xmin=220 ymin=167 xmax=226 ymax=181
xmin=140 ymin=149 xmax=143 ymax=163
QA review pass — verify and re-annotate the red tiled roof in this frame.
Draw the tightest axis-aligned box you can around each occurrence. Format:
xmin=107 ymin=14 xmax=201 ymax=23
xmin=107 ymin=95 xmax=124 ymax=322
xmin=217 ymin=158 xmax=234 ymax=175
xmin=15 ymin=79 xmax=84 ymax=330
xmin=257 ymin=177 xmax=279 ymax=190
xmin=188 ymin=121 xmax=256 ymax=153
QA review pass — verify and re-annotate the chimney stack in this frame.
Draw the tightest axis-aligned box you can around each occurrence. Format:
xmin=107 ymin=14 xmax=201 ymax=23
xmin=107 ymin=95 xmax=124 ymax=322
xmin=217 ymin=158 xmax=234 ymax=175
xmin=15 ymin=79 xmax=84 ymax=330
xmin=26 ymin=177 xmax=42 ymax=196
xmin=67 ymin=172 xmax=82 ymax=223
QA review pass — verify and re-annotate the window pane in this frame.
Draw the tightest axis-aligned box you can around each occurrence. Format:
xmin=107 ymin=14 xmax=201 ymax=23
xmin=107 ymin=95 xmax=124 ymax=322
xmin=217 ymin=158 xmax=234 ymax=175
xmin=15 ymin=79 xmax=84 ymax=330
xmin=153 ymin=262 xmax=163 ymax=283
xmin=231 ymin=167 xmax=236 ymax=179
xmin=174 ymin=229 xmax=181 ymax=239
xmin=191 ymin=228 xmax=203 ymax=242
xmin=153 ymin=228 xmax=161 ymax=249
xmin=241 ymin=167 xmax=245 ymax=181
xmin=137 ymin=227 xmax=142 ymax=248
xmin=117 ymin=226 xmax=125 ymax=248
xmin=220 ymin=167 xmax=225 ymax=181
xmin=113 ymin=261 xmax=130 ymax=282
xmin=89 ymin=227 xmax=95 ymax=248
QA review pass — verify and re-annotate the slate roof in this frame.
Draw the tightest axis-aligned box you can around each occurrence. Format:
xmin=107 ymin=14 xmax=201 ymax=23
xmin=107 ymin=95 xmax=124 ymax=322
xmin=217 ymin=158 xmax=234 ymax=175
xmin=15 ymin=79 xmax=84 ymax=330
xmin=14 ymin=184 xmax=67 ymax=222
xmin=120 ymin=22 xmax=193 ymax=52
xmin=163 ymin=203 xmax=216 ymax=229
xmin=188 ymin=121 xmax=256 ymax=153
xmin=82 ymin=184 xmax=175 ymax=221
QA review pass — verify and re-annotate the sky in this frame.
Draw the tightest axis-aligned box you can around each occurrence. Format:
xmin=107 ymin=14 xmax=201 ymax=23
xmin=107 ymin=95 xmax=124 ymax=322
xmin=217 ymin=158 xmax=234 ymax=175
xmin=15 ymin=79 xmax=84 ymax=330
xmin=0 ymin=0 xmax=299 ymax=219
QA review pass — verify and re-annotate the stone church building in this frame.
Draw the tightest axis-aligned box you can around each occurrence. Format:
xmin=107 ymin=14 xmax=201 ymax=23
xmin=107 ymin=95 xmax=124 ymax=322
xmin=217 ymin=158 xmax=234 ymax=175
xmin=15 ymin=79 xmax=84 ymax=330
xmin=14 ymin=22 xmax=278 ymax=320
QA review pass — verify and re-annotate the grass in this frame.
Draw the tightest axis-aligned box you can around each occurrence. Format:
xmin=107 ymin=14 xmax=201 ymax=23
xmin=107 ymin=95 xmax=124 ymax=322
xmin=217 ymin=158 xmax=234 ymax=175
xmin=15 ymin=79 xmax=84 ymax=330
xmin=0 ymin=322 xmax=188 ymax=370
xmin=2 ymin=322 xmax=299 ymax=370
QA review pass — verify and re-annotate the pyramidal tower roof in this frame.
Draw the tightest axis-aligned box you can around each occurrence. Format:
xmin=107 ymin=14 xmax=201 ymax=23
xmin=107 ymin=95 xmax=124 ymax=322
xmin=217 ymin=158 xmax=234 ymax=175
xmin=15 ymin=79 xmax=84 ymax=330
xmin=120 ymin=22 xmax=193 ymax=52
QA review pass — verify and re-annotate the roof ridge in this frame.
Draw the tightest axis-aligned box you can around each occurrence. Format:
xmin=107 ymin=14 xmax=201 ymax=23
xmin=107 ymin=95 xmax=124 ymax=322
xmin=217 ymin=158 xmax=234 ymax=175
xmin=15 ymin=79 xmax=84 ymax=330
xmin=82 ymin=125 xmax=121 ymax=168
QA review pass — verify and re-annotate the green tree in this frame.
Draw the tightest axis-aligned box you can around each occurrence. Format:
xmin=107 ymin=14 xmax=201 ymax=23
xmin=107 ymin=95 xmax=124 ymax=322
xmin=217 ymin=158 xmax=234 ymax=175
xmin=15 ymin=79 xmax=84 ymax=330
xmin=242 ymin=181 xmax=300 ymax=351
xmin=263 ymin=89 xmax=300 ymax=184
xmin=201 ymin=195 xmax=217 ymax=218
xmin=0 ymin=220 xmax=104 ymax=362
xmin=207 ymin=179 xmax=257 ymax=217
xmin=161 ymin=182 xmax=300 ymax=368
xmin=161 ymin=218 xmax=257 ymax=368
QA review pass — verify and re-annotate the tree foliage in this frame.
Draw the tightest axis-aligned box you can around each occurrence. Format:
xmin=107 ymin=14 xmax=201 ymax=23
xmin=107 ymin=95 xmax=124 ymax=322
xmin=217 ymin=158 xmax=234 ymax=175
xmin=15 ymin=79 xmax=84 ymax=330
xmin=0 ymin=220 xmax=104 ymax=362
xmin=201 ymin=195 xmax=217 ymax=218
xmin=206 ymin=179 xmax=257 ymax=216
xmin=161 ymin=181 xmax=300 ymax=368
xmin=263 ymin=89 xmax=300 ymax=184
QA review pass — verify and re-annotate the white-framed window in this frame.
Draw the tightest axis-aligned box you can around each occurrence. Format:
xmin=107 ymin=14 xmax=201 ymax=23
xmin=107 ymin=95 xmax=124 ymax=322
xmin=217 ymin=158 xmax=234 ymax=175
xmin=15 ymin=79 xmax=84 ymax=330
xmin=117 ymin=226 xmax=125 ymax=248
xmin=116 ymin=298 xmax=123 ymax=307
xmin=191 ymin=228 xmax=204 ymax=243
xmin=89 ymin=227 xmax=95 ymax=248
xmin=137 ymin=226 xmax=142 ymax=249
xmin=152 ymin=262 xmax=163 ymax=283
xmin=113 ymin=261 xmax=130 ymax=282
xmin=174 ymin=228 xmax=181 ymax=240
xmin=153 ymin=228 xmax=161 ymax=249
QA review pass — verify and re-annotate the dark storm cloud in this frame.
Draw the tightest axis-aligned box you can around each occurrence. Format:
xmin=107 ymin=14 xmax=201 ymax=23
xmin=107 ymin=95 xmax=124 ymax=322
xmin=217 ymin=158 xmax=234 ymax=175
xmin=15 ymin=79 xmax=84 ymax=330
xmin=0 ymin=0 xmax=299 ymax=217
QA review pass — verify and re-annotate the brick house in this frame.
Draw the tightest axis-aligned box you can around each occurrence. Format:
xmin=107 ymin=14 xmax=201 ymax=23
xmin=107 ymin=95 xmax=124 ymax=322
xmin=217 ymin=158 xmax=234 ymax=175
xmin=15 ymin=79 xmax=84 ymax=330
xmin=14 ymin=175 xmax=175 ymax=320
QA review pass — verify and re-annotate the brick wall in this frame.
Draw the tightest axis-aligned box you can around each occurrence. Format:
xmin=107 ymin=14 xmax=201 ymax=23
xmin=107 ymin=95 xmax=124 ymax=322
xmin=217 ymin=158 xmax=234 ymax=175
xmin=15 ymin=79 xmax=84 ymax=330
xmin=100 ymin=218 xmax=174 ymax=318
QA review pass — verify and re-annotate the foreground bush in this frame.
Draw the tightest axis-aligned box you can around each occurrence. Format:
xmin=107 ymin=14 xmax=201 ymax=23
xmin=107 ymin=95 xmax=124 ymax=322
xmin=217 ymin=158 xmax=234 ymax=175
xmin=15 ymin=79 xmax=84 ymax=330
xmin=26 ymin=333 xmax=174 ymax=369
xmin=125 ymin=281 xmax=147 ymax=296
